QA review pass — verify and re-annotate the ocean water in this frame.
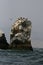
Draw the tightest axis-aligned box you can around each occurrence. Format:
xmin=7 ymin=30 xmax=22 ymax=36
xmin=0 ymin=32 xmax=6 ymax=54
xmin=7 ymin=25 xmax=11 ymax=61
xmin=0 ymin=48 xmax=43 ymax=65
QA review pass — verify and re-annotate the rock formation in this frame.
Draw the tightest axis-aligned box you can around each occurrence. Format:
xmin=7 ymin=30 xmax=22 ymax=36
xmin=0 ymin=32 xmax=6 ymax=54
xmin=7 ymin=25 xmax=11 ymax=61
xmin=10 ymin=17 xmax=33 ymax=50
xmin=0 ymin=30 xmax=9 ymax=49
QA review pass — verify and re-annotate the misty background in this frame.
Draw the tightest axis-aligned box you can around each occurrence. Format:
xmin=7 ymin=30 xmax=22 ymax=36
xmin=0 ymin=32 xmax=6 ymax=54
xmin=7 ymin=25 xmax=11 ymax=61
xmin=0 ymin=0 xmax=43 ymax=48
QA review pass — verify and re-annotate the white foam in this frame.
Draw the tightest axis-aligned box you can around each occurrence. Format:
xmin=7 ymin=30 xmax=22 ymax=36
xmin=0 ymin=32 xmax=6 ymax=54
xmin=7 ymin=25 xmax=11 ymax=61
xmin=0 ymin=30 xmax=4 ymax=37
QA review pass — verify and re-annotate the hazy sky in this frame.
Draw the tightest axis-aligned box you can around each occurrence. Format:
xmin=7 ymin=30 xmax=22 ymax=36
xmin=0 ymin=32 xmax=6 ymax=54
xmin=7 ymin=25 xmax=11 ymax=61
xmin=0 ymin=0 xmax=43 ymax=48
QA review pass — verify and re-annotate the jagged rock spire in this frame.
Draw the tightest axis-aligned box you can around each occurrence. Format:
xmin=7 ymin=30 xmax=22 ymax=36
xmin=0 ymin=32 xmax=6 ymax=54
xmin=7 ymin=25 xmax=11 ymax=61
xmin=10 ymin=17 xmax=33 ymax=50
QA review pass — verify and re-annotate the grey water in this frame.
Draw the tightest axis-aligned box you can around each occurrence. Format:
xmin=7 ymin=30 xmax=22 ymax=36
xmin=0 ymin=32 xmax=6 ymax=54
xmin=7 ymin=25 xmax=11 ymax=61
xmin=0 ymin=48 xmax=43 ymax=65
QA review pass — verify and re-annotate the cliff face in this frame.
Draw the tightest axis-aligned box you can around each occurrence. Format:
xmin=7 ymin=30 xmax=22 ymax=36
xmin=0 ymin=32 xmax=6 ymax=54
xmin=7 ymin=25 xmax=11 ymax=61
xmin=0 ymin=30 xmax=9 ymax=49
xmin=10 ymin=17 xmax=33 ymax=50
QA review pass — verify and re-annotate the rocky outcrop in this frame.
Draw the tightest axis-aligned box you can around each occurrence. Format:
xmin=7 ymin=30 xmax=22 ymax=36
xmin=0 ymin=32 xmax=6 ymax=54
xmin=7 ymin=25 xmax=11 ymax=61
xmin=0 ymin=30 xmax=9 ymax=49
xmin=10 ymin=17 xmax=33 ymax=50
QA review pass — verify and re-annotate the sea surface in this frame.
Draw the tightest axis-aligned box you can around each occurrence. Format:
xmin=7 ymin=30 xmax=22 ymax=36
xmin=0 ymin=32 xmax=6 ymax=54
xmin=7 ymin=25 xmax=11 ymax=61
xmin=0 ymin=48 xmax=43 ymax=65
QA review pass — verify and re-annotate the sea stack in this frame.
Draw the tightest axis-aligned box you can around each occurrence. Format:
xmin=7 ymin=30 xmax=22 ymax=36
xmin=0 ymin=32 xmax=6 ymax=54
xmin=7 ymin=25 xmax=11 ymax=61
xmin=10 ymin=17 xmax=33 ymax=50
xmin=0 ymin=30 xmax=9 ymax=49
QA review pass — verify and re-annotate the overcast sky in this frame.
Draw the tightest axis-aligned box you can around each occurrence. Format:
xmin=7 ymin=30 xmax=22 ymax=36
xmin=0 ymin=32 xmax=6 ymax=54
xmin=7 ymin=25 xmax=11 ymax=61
xmin=0 ymin=0 xmax=43 ymax=48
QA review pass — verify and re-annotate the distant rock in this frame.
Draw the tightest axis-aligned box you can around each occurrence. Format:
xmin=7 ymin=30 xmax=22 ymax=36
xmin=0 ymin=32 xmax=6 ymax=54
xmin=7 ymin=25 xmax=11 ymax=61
xmin=10 ymin=17 xmax=33 ymax=50
xmin=0 ymin=30 xmax=9 ymax=49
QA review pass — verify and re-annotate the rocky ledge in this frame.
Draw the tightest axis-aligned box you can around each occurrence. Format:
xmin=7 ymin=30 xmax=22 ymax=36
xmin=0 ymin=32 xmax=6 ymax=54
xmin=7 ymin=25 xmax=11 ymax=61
xmin=0 ymin=30 xmax=9 ymax=49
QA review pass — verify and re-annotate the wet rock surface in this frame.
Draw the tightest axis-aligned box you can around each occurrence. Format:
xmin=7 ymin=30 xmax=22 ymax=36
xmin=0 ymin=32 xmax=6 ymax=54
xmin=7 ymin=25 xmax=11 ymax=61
xmin=10 ymin=17 xmax=33 ymax=50
xmin=0 ymin=30 xmax=9 ymax=49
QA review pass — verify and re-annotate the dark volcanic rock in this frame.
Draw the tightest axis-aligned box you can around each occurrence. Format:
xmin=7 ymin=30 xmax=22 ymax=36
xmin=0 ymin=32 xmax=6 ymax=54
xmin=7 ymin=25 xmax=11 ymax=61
xmin=10 ymin=17 xmax=33 ymax=50
xmin=0 ymin=30 xmax=9 ymax=49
